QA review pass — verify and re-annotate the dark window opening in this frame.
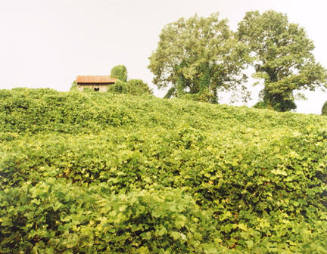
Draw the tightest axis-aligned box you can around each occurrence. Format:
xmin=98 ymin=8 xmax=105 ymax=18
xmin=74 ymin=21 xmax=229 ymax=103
xmin=94 ymin=88 xmax=99 ymax=92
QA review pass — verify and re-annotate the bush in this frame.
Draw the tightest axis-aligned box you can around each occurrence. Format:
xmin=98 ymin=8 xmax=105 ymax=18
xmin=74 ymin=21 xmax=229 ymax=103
xmin=108 ymin=79 xmax=152 ymax=96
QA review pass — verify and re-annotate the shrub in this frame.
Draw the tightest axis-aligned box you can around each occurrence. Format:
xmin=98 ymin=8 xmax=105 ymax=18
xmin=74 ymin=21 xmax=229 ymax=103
xmin=107 ymin=79 xmax=152 ymax=96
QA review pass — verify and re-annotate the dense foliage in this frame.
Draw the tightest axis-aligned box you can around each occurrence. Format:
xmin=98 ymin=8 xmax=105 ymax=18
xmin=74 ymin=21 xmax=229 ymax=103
xmin=237 ymin=10 xmax=327 ymax=112
xmin=107 ymin=79 xmax=152 ymax=96
xmin=1 ymin=88 xmax=327 ymax=253
xmin=148 ymin=13 xmax=249 ymax=103
xmin=110 ymin=65 xmax=128 ymax=82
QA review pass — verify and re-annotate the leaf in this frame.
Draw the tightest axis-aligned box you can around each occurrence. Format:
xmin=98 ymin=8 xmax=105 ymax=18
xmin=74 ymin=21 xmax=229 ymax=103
xmin=271 ymin=169 xmax=288 ymax=176
xmin=170 ymin=231 xmax=181 ymax=240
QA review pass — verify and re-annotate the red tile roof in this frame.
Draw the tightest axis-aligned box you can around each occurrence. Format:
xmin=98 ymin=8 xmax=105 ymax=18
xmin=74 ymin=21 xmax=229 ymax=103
xmin=76 ymin=75 xmax=117 ymax=84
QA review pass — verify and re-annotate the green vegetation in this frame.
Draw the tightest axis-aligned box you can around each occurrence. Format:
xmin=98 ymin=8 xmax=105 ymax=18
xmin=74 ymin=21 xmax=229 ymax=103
xmin=148 ymin=13 xmax=249 ymax=103
xmin=111 ymin=65 xmax=128 ymax=82
xmin=69 ymin=81 xmax=78 ymax=92
xmin=149 ymin=11 xmax=327 ymax=110
xmin=1 ymin=88 xmax=327 ymax=253
xmin=237 ymin=10 xmax=327 ymax=112
xmin=108 ymin=65 xmax=152 ymax=96
xmin=108 ymin=79 xmax=152 ymax=96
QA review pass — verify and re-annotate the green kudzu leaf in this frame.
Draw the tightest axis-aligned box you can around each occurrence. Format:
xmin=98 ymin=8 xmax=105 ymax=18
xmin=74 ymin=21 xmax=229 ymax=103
xmin=170 ymin=231 xmax=180 ymax=240
xmin=271 ymin=169 xmax=288 ymax=176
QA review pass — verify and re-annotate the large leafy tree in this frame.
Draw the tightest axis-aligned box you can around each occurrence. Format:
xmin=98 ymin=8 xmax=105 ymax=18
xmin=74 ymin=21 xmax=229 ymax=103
xmin=237 ymin=10 xmax=327 ymax=111
xmin=148 ymin=13 xmax=249 ymax=103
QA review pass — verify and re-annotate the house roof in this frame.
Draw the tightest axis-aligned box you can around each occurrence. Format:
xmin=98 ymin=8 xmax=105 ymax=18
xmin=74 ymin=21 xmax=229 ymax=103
xmin=76 ymin=75 xmax=117 ymax=84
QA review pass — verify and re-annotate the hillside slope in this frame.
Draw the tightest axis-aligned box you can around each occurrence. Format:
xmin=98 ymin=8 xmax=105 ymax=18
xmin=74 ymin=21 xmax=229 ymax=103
xmin=1 ymin=88 xmax=327 ymax=253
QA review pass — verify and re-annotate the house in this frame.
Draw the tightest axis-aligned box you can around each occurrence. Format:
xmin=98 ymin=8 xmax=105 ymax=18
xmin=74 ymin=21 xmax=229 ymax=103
xmin=75 ymin=75 xmax=117 ymax=92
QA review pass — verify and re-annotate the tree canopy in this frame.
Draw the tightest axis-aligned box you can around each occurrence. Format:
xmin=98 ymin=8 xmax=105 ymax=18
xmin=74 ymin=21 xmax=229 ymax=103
xmin=148 ymin=13 xmax=249 ymax=103
xmin=110 ymin=65 xmax=128 ymax=82
xmin=237 ymin=10 xmax=327 ymax=111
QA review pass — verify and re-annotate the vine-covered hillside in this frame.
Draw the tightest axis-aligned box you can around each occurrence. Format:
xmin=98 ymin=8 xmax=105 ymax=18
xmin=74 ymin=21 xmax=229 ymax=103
xmin=1 ymin=88 xmax=327 ymax=253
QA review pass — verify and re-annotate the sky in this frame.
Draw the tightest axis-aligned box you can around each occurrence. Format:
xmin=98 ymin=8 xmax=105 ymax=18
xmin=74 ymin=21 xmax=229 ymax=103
xmin=1 ymin=0 xmax=327 ymax=114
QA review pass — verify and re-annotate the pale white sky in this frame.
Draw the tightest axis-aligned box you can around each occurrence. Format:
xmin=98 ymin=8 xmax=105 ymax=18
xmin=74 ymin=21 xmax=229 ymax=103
xmin=1 ymin=0 xmax=327 ymax=114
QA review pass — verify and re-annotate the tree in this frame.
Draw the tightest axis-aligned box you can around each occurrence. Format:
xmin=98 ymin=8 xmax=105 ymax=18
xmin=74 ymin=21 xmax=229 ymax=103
xmin=237 ymin=10 xmax=327 ymax=112
xmin=148 ymin=13 xmax=249 ymax=103
xmin=111 ymin=65 xmax=128 ymax=82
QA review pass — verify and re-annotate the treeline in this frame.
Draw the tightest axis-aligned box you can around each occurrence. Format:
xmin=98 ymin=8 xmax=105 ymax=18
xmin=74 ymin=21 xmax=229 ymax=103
xmin=71 ymin=10 xmax=327 ymax=114
xmin=148 ymin=10 xmax=327 ymax=113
